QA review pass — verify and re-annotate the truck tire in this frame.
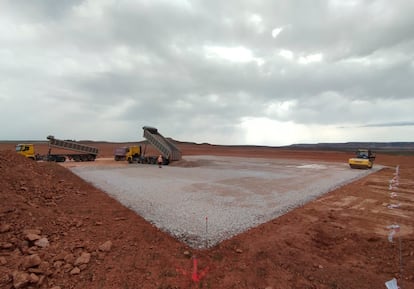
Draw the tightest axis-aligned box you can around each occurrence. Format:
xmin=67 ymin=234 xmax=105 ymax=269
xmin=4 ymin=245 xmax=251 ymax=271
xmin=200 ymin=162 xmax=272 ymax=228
xmin=56 ymin=156 xmax=66 ymax=162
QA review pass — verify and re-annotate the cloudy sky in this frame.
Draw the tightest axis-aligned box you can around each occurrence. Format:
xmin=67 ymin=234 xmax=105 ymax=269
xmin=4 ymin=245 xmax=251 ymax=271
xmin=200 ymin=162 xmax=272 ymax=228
xmin=1 ymin=0 xmax=414 ymax=146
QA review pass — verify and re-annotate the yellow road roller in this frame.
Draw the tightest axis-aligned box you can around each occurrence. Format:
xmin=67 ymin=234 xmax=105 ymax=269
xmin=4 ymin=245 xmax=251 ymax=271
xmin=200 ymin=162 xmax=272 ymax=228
xmin=348 ymin=149 xmax=376 ymax=169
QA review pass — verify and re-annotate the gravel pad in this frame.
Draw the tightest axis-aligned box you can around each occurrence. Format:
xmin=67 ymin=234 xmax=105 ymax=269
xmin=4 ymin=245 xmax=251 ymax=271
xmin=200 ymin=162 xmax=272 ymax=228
xmin=71 ymin=155 xmax=380 ymax=248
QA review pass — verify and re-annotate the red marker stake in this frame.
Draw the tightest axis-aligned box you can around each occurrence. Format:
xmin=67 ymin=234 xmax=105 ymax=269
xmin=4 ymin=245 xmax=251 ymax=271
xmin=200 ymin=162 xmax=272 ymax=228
xmin=205 ymin=216 xmax=208 ymax=248
xmin=191 ymin=256 xmax=209 ymax=283
xmin=176 ymin=256 xmax=210 ymax=284
xmin=192 ymin=256 xmax=200 ymax=282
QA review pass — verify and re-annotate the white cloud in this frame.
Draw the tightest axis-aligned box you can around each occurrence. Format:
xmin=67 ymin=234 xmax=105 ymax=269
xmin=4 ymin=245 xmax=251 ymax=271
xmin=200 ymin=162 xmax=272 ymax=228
xmin=204 ymin=46 xmax=252 ymax=62
xmin=329 ymin=0 xmax=359 ymax=8
xmin=278 ymin=50 xmax=323 ymax=64
xmin=298 ymin=53 xmax=323 ymax=64
xmin=248 ymin=14 xmax=265 ymax=34
xmin=73 ymin=0 xmax=112 ymax=18
xmin=279 ymin=49 xmax=294 ymax=60
xmin=265 ymin=100 xmax=297 ymax=119
xmin=271 ymin=27 xmax=283 ymax=38
xmin=100 ymin=98 xmax=137 ymax=120
xmin=204 ymin=45 xmax=264 ymax=65
xmin=240 ymin=117 xmax=411 ymax=145
xmin=240 ymin=117 xmax=310 ymax=146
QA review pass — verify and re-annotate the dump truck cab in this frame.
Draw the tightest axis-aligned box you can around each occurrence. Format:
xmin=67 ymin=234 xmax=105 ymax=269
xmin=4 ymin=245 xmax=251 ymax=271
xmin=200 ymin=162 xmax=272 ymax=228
xmin=16 ymin=144 xmax=36 ymax=160
xmin=114 ymin=145 xmax=141 ymax=163
xmin=348 ymin=149 xmax=376 ymax=169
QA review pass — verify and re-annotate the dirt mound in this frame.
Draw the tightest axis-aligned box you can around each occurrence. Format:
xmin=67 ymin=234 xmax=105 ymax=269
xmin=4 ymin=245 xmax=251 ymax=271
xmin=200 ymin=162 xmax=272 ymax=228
xmin=0 ymin=151 xmax=100 ymax=288
xmin=0 ymin=151 xmax=185 ymax=289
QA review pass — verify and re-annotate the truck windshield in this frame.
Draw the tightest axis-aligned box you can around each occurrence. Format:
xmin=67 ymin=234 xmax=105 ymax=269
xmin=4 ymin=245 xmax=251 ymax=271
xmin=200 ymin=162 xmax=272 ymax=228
xmin=16 ymin=145 xmax=29 ymax=152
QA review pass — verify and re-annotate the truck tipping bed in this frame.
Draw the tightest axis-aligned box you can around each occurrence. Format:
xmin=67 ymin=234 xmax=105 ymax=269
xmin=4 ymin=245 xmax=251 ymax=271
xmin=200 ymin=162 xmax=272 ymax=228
xmin=47 ymin=135 xmax=99 ymax=155
xmin=142 ymin=126 xmax=181 ymax=161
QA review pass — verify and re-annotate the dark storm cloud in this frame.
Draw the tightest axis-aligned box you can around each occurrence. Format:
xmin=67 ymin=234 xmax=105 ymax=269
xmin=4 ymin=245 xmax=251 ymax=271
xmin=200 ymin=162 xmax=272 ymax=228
xmin=1 ymin=0 xmax=413 ymax=144
xmin=2 ymin=0 xmax=83 ymax=20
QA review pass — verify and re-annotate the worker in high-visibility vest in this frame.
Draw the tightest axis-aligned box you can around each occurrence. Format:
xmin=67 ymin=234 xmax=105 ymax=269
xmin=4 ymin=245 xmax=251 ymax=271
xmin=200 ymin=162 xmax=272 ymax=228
xmin=157 ymin=155 xmax=163 ymax=168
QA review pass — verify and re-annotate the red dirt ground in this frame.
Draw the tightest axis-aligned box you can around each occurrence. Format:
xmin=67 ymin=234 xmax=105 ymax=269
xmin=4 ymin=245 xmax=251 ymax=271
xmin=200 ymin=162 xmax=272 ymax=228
xmin=1 ymin=142 xmax=413 ymax=289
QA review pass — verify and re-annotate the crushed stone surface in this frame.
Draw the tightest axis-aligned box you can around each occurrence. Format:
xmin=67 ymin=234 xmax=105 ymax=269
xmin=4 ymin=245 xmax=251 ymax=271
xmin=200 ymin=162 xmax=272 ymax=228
xmin=71 ymin=155 xmax=380 ymax=248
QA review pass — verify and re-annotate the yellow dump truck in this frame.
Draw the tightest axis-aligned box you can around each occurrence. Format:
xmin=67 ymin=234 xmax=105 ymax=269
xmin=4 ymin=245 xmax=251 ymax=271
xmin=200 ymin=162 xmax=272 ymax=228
xmin=348 ymin=149 xmax=376 ymax=169
xmin=15 ymin=144 xmax=37 ymax=160
xmin=114 ymin=144 xmax=169 ymax=165
xmin=114 ymin=145 xmax=142 ymax=163
xmin=114 ymin=126 xmax=181 ymax=165
xmin=16 ymin=136 xmax=99 ymax=162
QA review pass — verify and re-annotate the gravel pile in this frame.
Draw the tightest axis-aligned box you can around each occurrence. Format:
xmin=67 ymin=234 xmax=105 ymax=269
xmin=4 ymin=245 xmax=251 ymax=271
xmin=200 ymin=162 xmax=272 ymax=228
xmin=71 ymin=155 xmax=380 ymax=248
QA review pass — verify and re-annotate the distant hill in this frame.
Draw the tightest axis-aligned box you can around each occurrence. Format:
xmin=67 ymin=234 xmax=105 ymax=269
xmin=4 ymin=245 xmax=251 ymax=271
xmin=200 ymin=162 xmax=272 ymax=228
xmin=172 ymin=139 xmax=414 ymax=151
xmin=286 ymin=142 xmax=414 ymax=152
xmin=3 ymin=139 xmax=414 ymax=153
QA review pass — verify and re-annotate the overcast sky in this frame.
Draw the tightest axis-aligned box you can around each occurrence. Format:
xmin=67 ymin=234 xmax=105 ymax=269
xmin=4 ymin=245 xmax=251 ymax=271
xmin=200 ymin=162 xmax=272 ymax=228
xmin=1 ymin=0 xmax=414 ymax=146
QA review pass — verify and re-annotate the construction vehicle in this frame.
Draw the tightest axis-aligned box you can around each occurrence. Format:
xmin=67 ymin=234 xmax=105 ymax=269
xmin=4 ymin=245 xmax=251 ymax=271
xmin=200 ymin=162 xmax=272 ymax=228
xmin=348 ymin=149 xmax=376 ymax=169
xmin=114 ymin=145 xmax=141 ymax=162
xmin=16 ymin=135 xmax=99 ymax=162
xmin=114 ymin=145 xmax=161 ymax=164
xmin=114 ymin=126 xmax=181 ymax=165
xmin=142 ymin=126 xmax=181 ymax=161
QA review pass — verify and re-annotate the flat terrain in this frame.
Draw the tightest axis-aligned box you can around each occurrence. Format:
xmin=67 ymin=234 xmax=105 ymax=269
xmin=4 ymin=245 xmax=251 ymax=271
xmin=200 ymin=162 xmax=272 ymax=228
xmin=1 ymin=141 xmax=413 ymax=289
xmin=70 ymin=155 xmax=380 ymax=249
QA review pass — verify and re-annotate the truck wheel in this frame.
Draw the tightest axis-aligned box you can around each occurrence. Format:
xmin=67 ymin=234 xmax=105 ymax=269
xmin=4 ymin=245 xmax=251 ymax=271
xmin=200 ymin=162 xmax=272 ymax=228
xmin=57 ymin=156 xmax=66 ymax=162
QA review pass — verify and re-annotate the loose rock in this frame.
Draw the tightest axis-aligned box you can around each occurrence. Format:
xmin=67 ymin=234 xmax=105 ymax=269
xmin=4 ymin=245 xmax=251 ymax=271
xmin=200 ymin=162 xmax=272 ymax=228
xmin=54 ymin=260 xmax=64 ymax=268
xmin=63 ymin=263 xmax=74 ymax=273
xmin=0 ymin=256 xmax=7 ymax=265
xmin=22 ymin=254 xmax=42 ymax=269
xmin=0 ymin=242 xmax=14 ymax=249
xmin=34 ymin=237 xmax=49 ymax=248
xmin=70 ymin=267 xmax=81 ymax=275
xmin=26 ymin=233 xmax=41 ymax=242
xmin=98 ymin=240 xmax=112 ymax=252
xmin=23 ymin=229 xmax=41 ymax=235
xmin=74 ymin=252 xmax=91 ymax=266
xmin=12 ymin=271 xmax=30 ymax=289
xmin=29 ymin=273 xmax=39 ymax=283
xmin=0 ymin=223 xmax=11 ymax=233
xmin=64 ymin=253 xmax=75 ymax=264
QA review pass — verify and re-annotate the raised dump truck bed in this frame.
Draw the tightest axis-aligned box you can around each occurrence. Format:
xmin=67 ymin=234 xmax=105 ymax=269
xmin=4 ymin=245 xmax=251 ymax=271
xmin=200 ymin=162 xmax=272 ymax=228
xmin=46 ymin=135 xmax=99 ymax=161
xmin=47 ymin=136 xmax=99 ymax=155
xmin=16 ymin=136 xmax=99 ymax=162
xmin=142 ymin=126 xmax=181 ymax=162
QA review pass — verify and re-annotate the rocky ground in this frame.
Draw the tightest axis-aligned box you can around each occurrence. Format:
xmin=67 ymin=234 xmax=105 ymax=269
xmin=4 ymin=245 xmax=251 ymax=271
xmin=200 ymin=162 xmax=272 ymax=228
xmin=0 ymin=142 xmax=413 ymax=289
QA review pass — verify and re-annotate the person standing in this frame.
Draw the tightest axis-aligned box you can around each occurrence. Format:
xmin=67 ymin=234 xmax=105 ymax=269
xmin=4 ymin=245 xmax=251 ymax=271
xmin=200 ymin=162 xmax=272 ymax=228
xmin=157 ymin=155 xmax=163 ymax=168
